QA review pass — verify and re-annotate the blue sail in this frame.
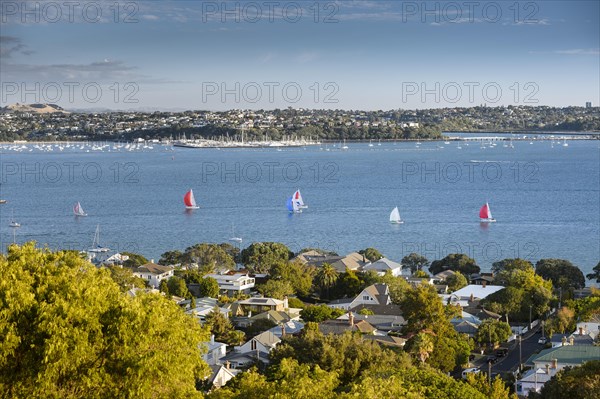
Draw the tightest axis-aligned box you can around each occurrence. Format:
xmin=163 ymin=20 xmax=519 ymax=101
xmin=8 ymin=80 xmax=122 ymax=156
xmin=286 ymin=196 xmax=294 ymax=212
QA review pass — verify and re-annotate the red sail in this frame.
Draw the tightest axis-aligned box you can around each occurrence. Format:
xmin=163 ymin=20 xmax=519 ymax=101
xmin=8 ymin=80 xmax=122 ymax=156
xmin=295 ymin=191 xmax=300 ymax=200
xmin=479 ymin=203 xmax=489 ymax=219
xmin=184 ymin=190 xmax=193 ymax=207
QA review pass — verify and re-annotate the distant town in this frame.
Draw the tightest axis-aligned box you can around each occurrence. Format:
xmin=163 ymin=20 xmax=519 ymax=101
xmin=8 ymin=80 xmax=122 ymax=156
xmin=1 ymin=104 xmax=598 ymax=143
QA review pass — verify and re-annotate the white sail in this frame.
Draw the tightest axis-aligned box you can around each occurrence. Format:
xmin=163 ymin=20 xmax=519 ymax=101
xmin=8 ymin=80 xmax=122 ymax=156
xmin=74 ymin=202 xmax=87 ymax=216
xmin=294 ymin=189 xmax=307 ymax=208
xmin=89 ymin=225 xmax=110 ymax=252
xmin=390 ymin=207 xmax=402 ymax=224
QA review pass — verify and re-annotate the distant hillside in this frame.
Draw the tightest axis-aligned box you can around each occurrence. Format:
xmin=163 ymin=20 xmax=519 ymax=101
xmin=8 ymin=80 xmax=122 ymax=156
xmin=1 ymin=103 xmax=69 ymax=114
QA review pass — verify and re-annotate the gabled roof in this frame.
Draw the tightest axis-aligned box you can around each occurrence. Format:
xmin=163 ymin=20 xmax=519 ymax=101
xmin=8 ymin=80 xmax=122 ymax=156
xmin=318 ymin=319 xmax=376 ymax=335
xmin=252 ymin=330 xmax=281 ymax=348
xmin=451 ymin=284 xmax=503 ymax=299
xmin=237 ymin=297 xmax=284 ymax=307
xmin=363 ymin=258 xmax=402 ymax=272
xmin=136 ymin=263 xmax=174 ymax=275
xmin=527 ymin=345 xmax=600 ymax=366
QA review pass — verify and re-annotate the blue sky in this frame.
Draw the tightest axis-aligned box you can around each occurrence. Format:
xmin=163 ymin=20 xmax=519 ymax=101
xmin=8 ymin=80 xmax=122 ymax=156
xmin=1 ymin=0 xmax=598 ymax=110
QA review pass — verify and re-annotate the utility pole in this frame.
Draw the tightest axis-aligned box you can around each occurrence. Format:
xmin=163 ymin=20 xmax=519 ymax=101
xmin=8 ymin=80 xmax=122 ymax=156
xmin=518 ymin=334 xmax=523 ymax=372
xmin=488 ymin=359 xmax=492 ymax=386
xmin=529 ymin=305 xmax=533 ymax=331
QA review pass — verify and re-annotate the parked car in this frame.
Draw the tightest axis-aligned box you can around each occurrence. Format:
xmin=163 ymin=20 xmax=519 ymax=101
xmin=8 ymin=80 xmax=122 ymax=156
xmin=496 ymin=348 xmax=509 ymax=357
xmin=462 ymin=368 xmax=481 ymax=379
xmin=486 ymin=356 xmax=498 ymax=364
xmin=538 ymin=337 xmax=548 ymax=344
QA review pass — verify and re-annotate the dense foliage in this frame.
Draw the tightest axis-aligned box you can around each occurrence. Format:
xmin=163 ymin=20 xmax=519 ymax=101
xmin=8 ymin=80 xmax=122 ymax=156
xmin=429 ymin=254 xmax=480 ymax=276
xmin=0 ymin=243 xmax=209 ymax=398
xmin=534 ymin=360 xmax=600 ymax=399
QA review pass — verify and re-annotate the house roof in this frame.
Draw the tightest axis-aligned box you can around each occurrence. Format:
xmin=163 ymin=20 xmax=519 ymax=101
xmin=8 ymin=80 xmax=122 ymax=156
xmin=362 ymin=335 xmax=406 ymax=347
xmin=237 ymin=297 xmax=284 ymax=307
xmin=451 ymin=284 xmax=504 ymax=299
xmin=527 ymin=345 xmax=600 ymax=366
xmin=433 ymin=270 xmax=457 ymax=280
xmin=252 ymin=330 xmax=281 ymax=348
xmin=136 ymin=263 xmax=174 ymax=275
xmin=207 ymin=364 xmax=240 ymax=387
xmin=363 ymin=258 xmax=402 ymax=272
xmin=267 ymin=320 xmax=305 ymax=337
xmin=318 ymin=319 xmax=376 ymax=335
xmin=250 ymin=310 xmax=290 ymax=324
xmin=350 ymin=304 xmax=403 ymax=316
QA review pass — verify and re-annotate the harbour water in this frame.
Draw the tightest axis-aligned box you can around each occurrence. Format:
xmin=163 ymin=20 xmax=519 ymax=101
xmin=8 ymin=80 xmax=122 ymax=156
xmin=1 ymin=137 xmax=598 ymax=276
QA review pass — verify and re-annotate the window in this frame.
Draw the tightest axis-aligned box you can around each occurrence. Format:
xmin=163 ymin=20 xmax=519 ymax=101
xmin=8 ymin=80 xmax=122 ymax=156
xmin=363 ymin=295 xmax=370 ymax=301
xmin=251 ymin=340 xmax=257 ymax=351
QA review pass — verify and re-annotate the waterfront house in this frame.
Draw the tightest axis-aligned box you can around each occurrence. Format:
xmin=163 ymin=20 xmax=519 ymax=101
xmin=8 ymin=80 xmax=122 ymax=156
xmin=361 ymin=257 xmax=403 ymax=276
xmin=204 ymin=272 xmax=255 ymax=296
xmin=328 ymin=284 xmax=391 ymax=310
xmin=133 ymin=263 xmax=174 ymax=289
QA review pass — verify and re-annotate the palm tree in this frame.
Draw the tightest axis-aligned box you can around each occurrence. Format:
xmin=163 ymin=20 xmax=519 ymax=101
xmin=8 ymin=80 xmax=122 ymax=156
xmin=410 ymin=332 xmax=434 ymax=364
xmin=315 ymin=263 xmax=339 ymax=299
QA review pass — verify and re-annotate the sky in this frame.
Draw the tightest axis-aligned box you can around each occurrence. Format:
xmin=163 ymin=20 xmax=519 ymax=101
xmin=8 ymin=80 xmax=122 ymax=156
xmin=1 ymin=0 xmax=599 ymax=110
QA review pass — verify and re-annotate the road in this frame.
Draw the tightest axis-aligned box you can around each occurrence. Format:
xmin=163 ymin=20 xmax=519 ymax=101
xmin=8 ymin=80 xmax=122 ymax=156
xmin=479 ymin=328 xmax=544 ymax=376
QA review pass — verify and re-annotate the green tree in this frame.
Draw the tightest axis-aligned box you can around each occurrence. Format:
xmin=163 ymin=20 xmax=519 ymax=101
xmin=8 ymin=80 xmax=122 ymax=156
xmin=287 ymin=297 xmax=305 ymax=309
xmin=586 ymin=261 xmax=600 ymax=283
xmin=445 ymin=272 xmax=468 ymax=292
xmin=107 ymin=265 xmax=147 ymax=291
xmin=332 ymin=268 xmax=362 ymax=299
xmin=491 ymin=258 xmax=534 ymax=275
xmin=159 ymin=249 xmax=183 ymax=265
xmin=199 ymin=276 xmax=220 ymax=298
xmin=204 ymin=307 xmax=245 ymax=346
xmin=256 ymin=279 xmax=295 ymax=300
xmin=413 ymin=269 xmax=430 ymax=278
xmin=314 ymin=263 xmax=339 ymax=299
xmin=376 ymin=271 xmax=411 ymax=304
xmin=537 ymin=360 xmax=600 ymax=399
xmin=407 ymin=332 xmax=435 ymax=363
xmin=159 ymin=279 xmax=169 ymax=295
xmin=300 ymin=305 xmax=345 ymax=323
xmin=546 ymin=306 xmax=576 ymax=335
xmin=474 ymin=319 xmax=512 ymax=347
xmin=429 ymin=253 xmax=480 ymax=276
xmin=246 ymin=319 xmax=277 ymax=337
xmin=402 ymin=253 xmax=429 ymax=274
xmin=466 ymin=373 xmax=517 ymax=399
xmin=121 ymin=251 xmax=149 ymax=268
xmin=167 ymin=275 xmax=191 ymax=298
xmin=183 ymin=243 xmax=235 ymax=273
xmin=535 ymin=258 xmax=586 ymax=292
xmin=241 ymin=242 xmax=293 ymax=274
xmin=359 ymin=247 xmax=383 ymax=262
xmin=270 ymin=260 xmax=315 ymax=297
xmin=0 ymin=243 xmax=209 ymax=399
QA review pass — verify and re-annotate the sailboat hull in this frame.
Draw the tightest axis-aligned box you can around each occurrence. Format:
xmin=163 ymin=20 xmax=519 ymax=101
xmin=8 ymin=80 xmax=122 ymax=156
xmin=480 ymin=218 xmax=496 ymax=223
xmin=390 ymin=221 xmax=404 ymax=224
xmin=185 ymin=206 xmax=200 ymax=210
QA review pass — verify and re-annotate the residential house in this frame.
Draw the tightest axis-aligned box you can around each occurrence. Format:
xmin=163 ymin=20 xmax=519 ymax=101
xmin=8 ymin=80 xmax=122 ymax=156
xmin=235 ymin=297 xmax=288 ymax=314
xmin=361 ymin=257 xmax=403 ymax=276
xmin=518 ymin=345 xmax=600 ymax=396
xmin=469 ymin=273 xmax=495 ymax=286
xmin=206 ymin=364 xmax=240 ymax=389
xmin=294 ymin=251 xmax=370 ymax=273
xmin=266 ymin=320 xmax=305 ymax=338
xmin=328 ymin=284 xmax=391 ymax=310
xmin=319 ymin=313 xmax=377 ymax=335
xmin=132 ymin=263 xmax=174 ymax=288
xmin=202 ymin=335 xmax=227 ymax=366
xmin=336 ymin=310 xmax=405 ymax=333
xmin=204 ymin=272 xmax=255 ymax=296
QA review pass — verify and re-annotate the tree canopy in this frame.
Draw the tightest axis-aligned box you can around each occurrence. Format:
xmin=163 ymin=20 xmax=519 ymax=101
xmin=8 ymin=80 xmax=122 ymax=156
xmin=535 ymin=258 xmax=586 ymax=292
xmin=586 ymin=261 xmax=600 ymax=283
xmin=0 ymin=243 xmax=209 ymax=398
xmin=241 ymin=242 xmax=293 ymax=274
xmin=183 ymin=243 xmax=236 ymax=273
xmin=429 ymin=253 xmax=480 ymax=276
xmin=402 ymin=253 xmax=429 ymax=274
xmin=358 ymin=247 xmax=383 ymax=262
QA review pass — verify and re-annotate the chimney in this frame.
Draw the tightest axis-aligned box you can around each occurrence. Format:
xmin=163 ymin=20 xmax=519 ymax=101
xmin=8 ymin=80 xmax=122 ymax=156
xmin=561 ymin=336 xmax=567 ymax=346
xmin=482 ymin=280 xmax=487 ymax=288
xmin=281 ymin=324 xmax=286 ymax=337
xmin=552 ymin=359 xmax=558 ymax=369
xmin=211 ymin=334 xmax=215 ymax=344
xmin=283 ymin=296 xmax=289 ymax=310
xmin=151 ymin=259 xmax=154 ymax=264
xmin=225 ymin=361 xmax=230 ymax=370
xmin=579 ymin=327 xmax=583 ymax=335
xmin=470 ymin=293 xmax=474 ymax=302
xmin=545 ymin=364 xmax=550 ymax=374
xmin=569 ymin=336 xmax=574 ymax=346
xmin=348 ymin=312 xmax=355 ymax=327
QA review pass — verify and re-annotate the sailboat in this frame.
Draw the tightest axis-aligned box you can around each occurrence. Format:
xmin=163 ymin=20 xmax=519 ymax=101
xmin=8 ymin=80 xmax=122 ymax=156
xmin=73 ymin=201 xmax=87 ymax=217
xmin=389 ymin=207 xmax=403 ymax=224
xmin=293 ymin=189 xmax=308 ymax=209
xmin=368 ymin=139 xmax=374 ymax=147
xmin=9 ymin=209 xmax=20 ymax=228
xmin=89 ymin=225 xmax=110 ymax=252
xmin=562 ymin=138 xmax=569 ymax=147
xmin=341 ymin=139 xmax=349 ymax=150
xmin=184 ymin=189 xmax=200 ymax=209
xmin=229 ymin=223 xmax=242 ymax=243
xmin=286 ymin=196 xmax=301 ymax=213
xmin=479 ymin=202 xmax=496 ymax=223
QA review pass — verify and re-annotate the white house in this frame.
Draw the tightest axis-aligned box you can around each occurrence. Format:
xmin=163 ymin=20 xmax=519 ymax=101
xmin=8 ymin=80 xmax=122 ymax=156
xmin=361 ymin=258 xmax=403 ymax=276
xmin=328 ymin=284 xmax=391 ymax=310
xmin=202 ymin=335 xmax=227 ymax=366
xmin=204 ymin=273 xmax=255 ymax=296
xmin=133 ymin=263 xmax=174 ymax=288
xmin=234 ymin=330 xmax=281 ymax=355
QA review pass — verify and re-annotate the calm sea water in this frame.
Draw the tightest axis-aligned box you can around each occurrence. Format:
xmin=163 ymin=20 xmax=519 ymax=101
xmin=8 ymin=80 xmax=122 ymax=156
xmin=1 ymin=137 xmax=599 ymax=277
